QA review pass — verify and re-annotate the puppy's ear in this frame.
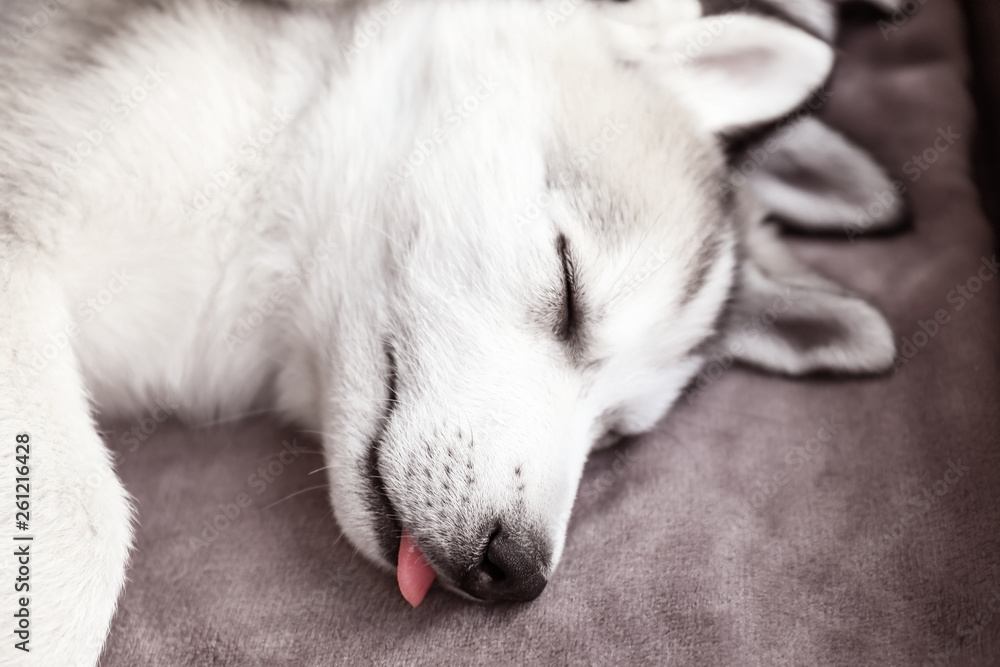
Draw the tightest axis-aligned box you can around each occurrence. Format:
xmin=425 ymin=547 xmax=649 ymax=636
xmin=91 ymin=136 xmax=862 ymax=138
xmin=744 ymin=117 xmax=906 ymax=234
xmin=858 ymin=0 xmax=908 ymax=11
xmin=722 ymin=200 xmax=896 ymax=375
xmin=613 ymin=14 xmax=834 ymax=134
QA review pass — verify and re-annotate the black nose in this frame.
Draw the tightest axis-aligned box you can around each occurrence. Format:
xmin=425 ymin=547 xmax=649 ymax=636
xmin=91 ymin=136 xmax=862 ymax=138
xmin=459 ymin=527 xmax=548 ymax=602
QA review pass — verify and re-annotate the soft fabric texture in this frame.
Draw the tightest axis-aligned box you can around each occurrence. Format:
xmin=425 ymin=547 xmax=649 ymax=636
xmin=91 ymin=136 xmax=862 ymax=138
xmin=11 ymin=0 xmax=990 ymax=664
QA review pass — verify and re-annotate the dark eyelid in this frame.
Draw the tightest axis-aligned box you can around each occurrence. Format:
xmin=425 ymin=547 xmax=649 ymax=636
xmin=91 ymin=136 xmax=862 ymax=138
xmin=556 ymin=233 xmax=578 ymax=343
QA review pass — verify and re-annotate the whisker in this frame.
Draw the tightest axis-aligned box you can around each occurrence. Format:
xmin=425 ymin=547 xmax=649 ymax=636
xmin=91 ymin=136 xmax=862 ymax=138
xmin=251 ymin=448 xmax=324 ymax=465
xmin=607 ymin=213 xmax=663 ymax=295
xmin=670 ymin=407 xmax=788 ymax=426
xmin=189 ymin=407 xmax=281 ymax=429
xmin=261 ymin=484 xmax=329 ymax=510
xmin=296 ymin=429 xmax=338 ymax=440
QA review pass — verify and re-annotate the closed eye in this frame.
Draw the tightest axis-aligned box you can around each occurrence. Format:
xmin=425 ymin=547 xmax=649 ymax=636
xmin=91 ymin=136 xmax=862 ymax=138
xmin=556 ymin=233 xmax=579 ymax=344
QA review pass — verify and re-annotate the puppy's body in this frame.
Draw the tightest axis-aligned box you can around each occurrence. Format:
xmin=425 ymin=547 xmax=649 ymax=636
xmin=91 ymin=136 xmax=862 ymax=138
xmin=6 ymin=1 xmax=360 ymax=422
xmin=0 ymin=0 xmax=904 ymax=663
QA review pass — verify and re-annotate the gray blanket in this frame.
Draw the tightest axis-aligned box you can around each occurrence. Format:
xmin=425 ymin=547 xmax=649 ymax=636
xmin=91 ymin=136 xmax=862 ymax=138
xmin=7 ymin=0 xmax=992 ymax=664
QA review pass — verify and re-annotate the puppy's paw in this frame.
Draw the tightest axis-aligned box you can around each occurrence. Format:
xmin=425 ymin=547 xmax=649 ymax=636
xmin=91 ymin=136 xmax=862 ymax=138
xmin=1 ymin=430 xmax=134 ymax=666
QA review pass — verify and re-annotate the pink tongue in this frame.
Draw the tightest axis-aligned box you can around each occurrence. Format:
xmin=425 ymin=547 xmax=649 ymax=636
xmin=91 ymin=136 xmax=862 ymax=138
xmin=397 ymin=530 xmax=436 ymax=607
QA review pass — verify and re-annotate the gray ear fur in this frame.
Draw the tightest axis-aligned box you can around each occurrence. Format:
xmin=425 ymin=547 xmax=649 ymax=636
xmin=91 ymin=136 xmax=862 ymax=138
xmin=723 ymin=194 xmax=896 ymax=375
xmin=742 ymin=117 xmax=906 ymax=238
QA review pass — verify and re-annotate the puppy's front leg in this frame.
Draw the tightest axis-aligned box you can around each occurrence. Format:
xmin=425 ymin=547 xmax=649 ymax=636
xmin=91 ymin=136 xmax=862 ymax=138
xmin=1 ymin=261 xmax=134 ymax=666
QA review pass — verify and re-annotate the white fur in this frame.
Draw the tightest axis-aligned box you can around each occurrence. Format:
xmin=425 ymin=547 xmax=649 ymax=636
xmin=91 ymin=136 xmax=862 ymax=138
xmin=606 ymin=12 xmax=834 ymax=133
xmin=0 ymin=0 xmax=901 ymax=662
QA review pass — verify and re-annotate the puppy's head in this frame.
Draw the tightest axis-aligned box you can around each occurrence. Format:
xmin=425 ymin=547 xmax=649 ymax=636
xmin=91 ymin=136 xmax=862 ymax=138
xmin=313 ymin=3 xmax=894 ymax=603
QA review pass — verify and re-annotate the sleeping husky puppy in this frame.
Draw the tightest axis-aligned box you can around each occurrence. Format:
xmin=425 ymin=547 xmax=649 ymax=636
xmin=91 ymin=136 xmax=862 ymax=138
xmin=0 ymin=0 xmax=906 ymax=662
